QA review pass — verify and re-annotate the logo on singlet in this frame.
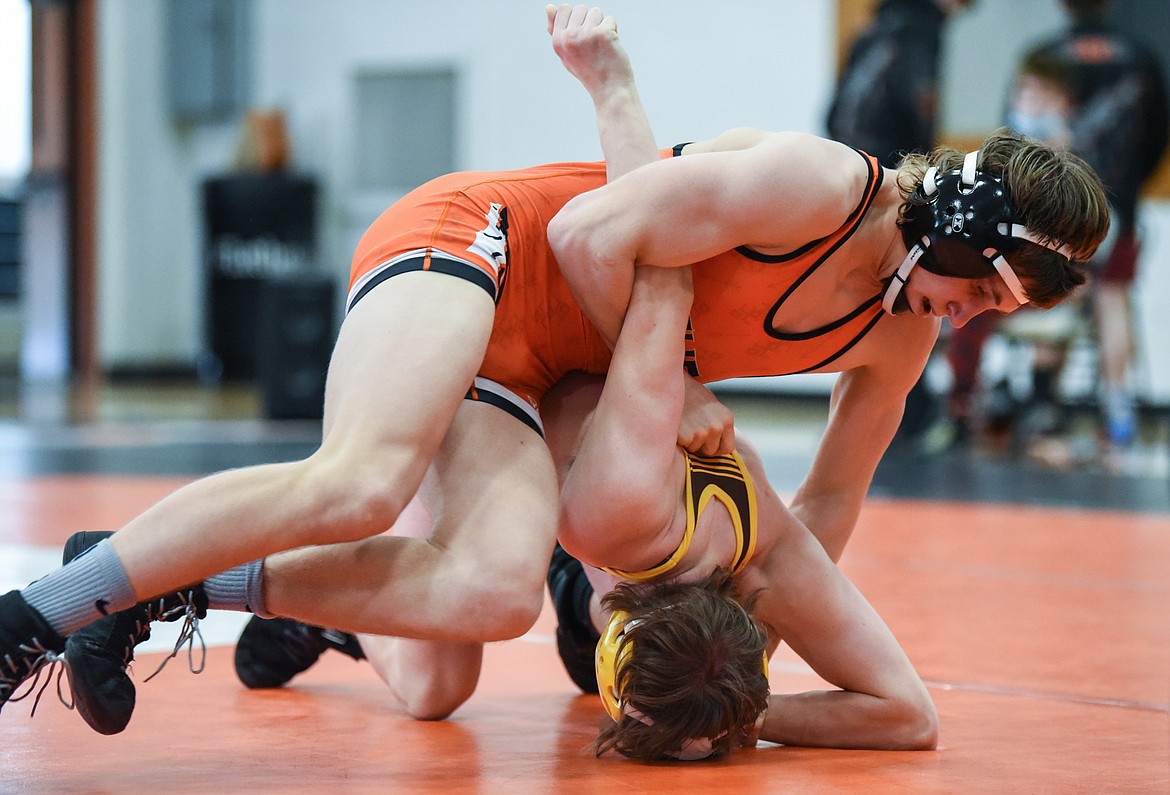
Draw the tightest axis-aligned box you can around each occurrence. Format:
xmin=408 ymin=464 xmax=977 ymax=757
xmin=469 ymin=203 xmax=510 ymax=301
xmin=470 ymin=203 xmax=508 ymax=264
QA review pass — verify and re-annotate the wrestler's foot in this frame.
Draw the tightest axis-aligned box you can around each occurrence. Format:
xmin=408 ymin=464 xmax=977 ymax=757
xmin=547 ymin=544 xmax=601 ymax=694
xmin=234 ymin=617 xmax=365 ymax=689
xmin=62 ymin=531 xmax=209 ymax=735
xmin=0 ymin=590 xmax=67 ymax=714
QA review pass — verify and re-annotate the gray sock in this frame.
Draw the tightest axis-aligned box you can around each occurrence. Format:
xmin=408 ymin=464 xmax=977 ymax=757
xmin=22 ymin=539 xmax=138 ymax=635
xmin=204 ymin=559 xmax=272 ymax=617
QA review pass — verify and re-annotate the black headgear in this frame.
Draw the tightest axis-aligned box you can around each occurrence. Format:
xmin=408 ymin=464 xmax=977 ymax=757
xmin=881 ymin=150 xmax=1072 ymax=314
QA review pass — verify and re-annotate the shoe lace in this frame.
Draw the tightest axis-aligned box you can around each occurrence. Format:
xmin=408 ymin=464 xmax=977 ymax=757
xmin=2 ymin=639 xmax=70 ymax=716
xmin=143 ymin=590 xmax=206 ymax=683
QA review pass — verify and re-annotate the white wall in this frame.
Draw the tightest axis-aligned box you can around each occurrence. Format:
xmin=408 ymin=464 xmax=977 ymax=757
xmin=0 ymin=0 xmax=31 ymax=368
xmin=91 ymin=0 xmax=1169 ymax=401
xmin=95 ymin=0 xmax=836 ymax=370
xmin=250 ymin=0 xmax=839 ymax=306
xmin=0 ymin=0 xmax=31 ymax=182
xmin=97 ymin=1 xmax=239 ymax=367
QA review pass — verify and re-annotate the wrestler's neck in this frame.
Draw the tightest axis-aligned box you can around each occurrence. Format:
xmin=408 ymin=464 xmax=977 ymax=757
xmin=866 ymin=176 xmax=912 ymax=289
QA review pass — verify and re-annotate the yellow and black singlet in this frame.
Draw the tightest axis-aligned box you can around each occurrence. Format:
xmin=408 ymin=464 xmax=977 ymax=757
xmin=602 ymin=450 xmax=758 ymax=581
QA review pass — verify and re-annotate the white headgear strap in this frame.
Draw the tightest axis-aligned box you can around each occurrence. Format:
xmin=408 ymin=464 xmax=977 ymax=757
xmin=881 ymin=236 xmax=930 ymax=314
xmin=984 ymin=248 xmax=1030 ymax=304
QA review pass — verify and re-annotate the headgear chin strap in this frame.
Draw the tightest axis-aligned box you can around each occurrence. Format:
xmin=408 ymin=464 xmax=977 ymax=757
xmin=881 ymin=149 xmax=1072 ymax=314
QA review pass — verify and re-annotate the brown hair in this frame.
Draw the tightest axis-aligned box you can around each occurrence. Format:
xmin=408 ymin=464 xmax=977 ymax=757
xmin=896 ymin=128 xmax=1110 ymax=307
xmin=594 ymin=569 xmax=770 ymax=761
xmin=1017 ymin=48 xmax=1072 ymax=89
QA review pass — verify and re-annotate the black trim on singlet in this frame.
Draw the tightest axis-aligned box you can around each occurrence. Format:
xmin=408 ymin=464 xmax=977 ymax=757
xmin=464 ymin=386 xmax=544 ymax=438
xmin=791 ymin=304 xmax=885 ymax=374
xmin=762 ymin=150 xmax=884 ymax=342
xmin=735 ymin=238 xmax=823 ymax=263
xmin=683 ymin=319 xmax=699 ymax=377
xmin=671 ymin=142 xmax=888 ymax=378
xmin=347 ymin=254 xmax=497 ymax=314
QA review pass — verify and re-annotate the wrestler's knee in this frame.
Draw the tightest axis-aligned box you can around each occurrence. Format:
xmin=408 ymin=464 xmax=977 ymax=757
xmin=290 ymin=453 xmax=418 ymax=545
xmin=448 ymin=563 xmax=545 ymax=640
xmin=398 ymin=670 xmax=479 ymax=721
xmin=361 ymin=635 xmax=482 ymax=721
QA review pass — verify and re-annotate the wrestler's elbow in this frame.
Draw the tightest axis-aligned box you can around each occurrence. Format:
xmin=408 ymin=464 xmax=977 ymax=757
xmin=547 ymin=198 xmax=588 ymax=265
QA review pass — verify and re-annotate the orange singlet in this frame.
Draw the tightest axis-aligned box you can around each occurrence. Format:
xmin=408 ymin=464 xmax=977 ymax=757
xmin=348 ymin=147 xmax=888 ymax=433
xmin=348 ymin=161 xmax=614 ymax=435
xmin=679 ymin=146 xmax=888 ymax=381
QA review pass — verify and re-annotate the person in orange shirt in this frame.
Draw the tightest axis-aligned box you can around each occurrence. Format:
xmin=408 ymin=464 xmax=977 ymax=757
xmin=1 ymin=5 xmax=1106 ymax=739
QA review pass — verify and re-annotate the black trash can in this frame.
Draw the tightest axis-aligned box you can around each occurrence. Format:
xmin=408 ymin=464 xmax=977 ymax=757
xmin=202 ymin=173 xmax=318 ymax=381
xmin=256 ymin=275 xmax=336 ymax=420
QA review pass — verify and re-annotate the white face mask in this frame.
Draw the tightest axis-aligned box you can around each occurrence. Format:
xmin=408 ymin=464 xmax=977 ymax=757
xmin=1007 ymin=109 xmax=1070 ymax=145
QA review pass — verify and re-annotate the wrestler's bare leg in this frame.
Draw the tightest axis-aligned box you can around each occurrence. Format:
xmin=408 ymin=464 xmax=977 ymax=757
xmin=358 ymin=632 xmax=482 ymax=721
xmin=104 ymin=273 xmax=523 ymax=642
xmin=262 ymin=393 xmax=558 ymax=639
xmin=1094 ymin=284 xmax=1133 ymax=392
xmin=353 ymin=499 xmax=483 ymax=720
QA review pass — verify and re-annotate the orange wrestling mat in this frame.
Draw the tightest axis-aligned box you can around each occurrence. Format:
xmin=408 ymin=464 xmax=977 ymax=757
xmin=2 ymin=476 xmax=1167 ymax=793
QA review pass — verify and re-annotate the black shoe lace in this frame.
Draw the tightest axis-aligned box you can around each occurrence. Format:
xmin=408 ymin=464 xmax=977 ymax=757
xmin=143 ymin=591 xmax=206 ymax=683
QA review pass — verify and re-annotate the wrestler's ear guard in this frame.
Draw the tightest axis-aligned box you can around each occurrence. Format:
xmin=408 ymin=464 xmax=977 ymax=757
xmin=595 ymin=608 xmax=771 ymax=723
xmin=596 ymin=609 xmax=632 ymax=722
xmin=882 ymin=149 xmax=1072 ymax=314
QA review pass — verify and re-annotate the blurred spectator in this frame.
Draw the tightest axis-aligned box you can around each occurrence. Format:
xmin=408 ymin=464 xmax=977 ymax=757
xmin=826 ymin=0 xmax=974 ymax=445
xmin=827 ymin=0 xmax=974 ymax=169
xmin=944 ymin=0 xmax=1169 ymax=463
xmin=945 ymin=51 xmax=1082 ymax=455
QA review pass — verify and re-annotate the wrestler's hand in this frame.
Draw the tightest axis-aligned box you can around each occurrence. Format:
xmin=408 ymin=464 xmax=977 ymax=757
xmin=678 ymin=377 xmax=737 ymax=457
xmin=546 ymin=4 xmax=633 ymax=101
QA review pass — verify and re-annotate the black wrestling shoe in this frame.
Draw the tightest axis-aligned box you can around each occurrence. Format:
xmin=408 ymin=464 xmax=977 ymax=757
xmin=0 ymin=590 xmax=67 ymax=714
xmin=547 ymin=544 xmax=601 ymax=694
xmin=62 ymin=531 xmax=209 ymax=735
xmin=234 ymin=616 xmax=365 ymax=689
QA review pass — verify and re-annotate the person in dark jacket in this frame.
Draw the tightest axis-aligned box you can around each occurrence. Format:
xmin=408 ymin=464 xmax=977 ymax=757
xmin=827 ymin=0 xmax=975 ymax=445
xmin=826 ymin=0 xmax=974 ymax=170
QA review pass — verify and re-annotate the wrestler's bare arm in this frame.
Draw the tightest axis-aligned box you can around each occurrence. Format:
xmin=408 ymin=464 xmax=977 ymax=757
xmin=549 ymin=4 xmax=740 ymax=455
xmin=790 ymin=316 xmax=937 ymax=561
xmin=547 ymin=132 xmax=865 ymax=346
xmin=547 ymin=4 xmax=658 ymax=181
xmin=558 ymin=265 xmax=692 ymax=570
xmin=747 ymin=484 xmax=938 ymax=750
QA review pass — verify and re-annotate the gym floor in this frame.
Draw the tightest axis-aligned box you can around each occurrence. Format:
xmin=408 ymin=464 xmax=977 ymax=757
xmin=0 ymin=379 xmax=1167 ymax=793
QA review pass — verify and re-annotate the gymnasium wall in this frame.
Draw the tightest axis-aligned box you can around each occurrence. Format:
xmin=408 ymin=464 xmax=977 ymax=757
xmin=91 ymin=0 xmax=1169 ymax=401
